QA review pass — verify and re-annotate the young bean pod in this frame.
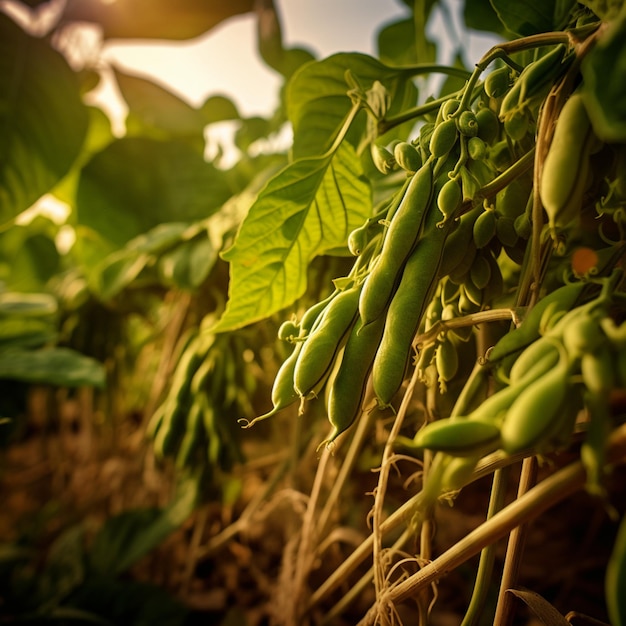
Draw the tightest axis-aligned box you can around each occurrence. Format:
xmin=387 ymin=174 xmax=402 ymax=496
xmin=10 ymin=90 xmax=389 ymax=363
xmin=412 ymin=417 xmax=502 ymax=457
xmin=372 ymin=206 xmax=452 ymax=407
xmin=359 ymin=161 xmax=435 ymax=327
xmin=323 ymin=314 xmax=386 ymax=446
xmin=239 ymin=341 xmax=303 ymax=428
xmin=540 ymin=93 xmax=598 ymax=235
xmin=500 ymin=342 xmax=574 ymax=454
xmin=294 ymin=284 xmax=361 ymax=398
xmin=486 ymin=281 xmax=585 ymax=364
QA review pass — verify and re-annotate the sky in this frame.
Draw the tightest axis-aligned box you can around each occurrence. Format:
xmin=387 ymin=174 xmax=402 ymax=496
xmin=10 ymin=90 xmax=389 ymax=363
xmin=89 ymin=0 xmax=500 ymax=156
xmin=99 ymin=0 xmax=410 ymax=119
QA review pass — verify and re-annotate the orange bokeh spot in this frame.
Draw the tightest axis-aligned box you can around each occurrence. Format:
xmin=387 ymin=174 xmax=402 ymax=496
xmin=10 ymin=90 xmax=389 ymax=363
xmin=571 ymin=246 xmax=599 ymax=277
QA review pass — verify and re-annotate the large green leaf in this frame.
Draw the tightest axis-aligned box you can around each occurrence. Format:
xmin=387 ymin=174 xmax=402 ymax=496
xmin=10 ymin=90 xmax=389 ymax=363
xmin=463 ymin=0 xmax=511 ymax=36
xmin=286 ymin=53 xmax=417 ymax=159
xmin=0 ymin=14 xmax=88 ymax=224
xmin=62 ymin=0 xmax=254 ymax=40
xmin=256 ymin=0 xmax=316 ymax=79
xmin=75 ymin=137 xmax=231 ymax=251
xmin=113 ymin=67 xmax=208 ymax=142
xmin=0 ymin=346 xmax=106 ymax=387
xmin=581 ymin=7 xmax=626 ymax=142
xmin=489 ymin=0 xmax=577 ymax=36
xmin=200 ymin=95 xmax=241 ymax=125
xmin=213 ymin=142 xmax=371 ymax=332
xmin=377 ymin=18 xmax=437 ymax=67
xmin=0 ymin=216 xmax=61 ymax=291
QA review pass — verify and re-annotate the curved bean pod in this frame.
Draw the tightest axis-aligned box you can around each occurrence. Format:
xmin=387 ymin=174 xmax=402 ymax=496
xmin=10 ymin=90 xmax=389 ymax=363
xmin=372 ymin=206 xmax=452 ymax=407
xmin=294 ymin=284 xmax=361 ymax=398
xmin=323 ymin=314 xmax=386 ymax=446
xmin=359 ymin=161 xmax=435 ymax=327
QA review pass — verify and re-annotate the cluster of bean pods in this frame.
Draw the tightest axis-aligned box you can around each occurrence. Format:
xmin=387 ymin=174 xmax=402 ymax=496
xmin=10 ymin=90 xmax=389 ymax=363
xmin=407 ymin=270 xmax=625 ymax=495
xmin=248 ymin=34 xmax=626 ymax=481
xmin=147 ymin=324 xmax=252 ymax=473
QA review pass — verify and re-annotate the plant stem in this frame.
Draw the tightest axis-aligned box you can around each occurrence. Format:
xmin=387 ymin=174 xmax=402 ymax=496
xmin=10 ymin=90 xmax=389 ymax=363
xmin=372 ymin=363 xmax=421 ymax=622
xmin=307 ymin=448 xmax=531 ymax=610
xmin=492 ymin=456 xmax=538 ymax=626
xmin=461 ymin=465 xmax=511 ymax=626
xmin=317 ymin=387 xmax=378 ymax=535
xmin=362 ymin=424 xmax=626 ymax=614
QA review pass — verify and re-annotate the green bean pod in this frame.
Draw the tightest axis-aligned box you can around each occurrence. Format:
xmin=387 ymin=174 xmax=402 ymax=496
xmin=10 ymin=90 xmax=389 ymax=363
xmin=359 ymin=161 xmax=434 ymax=327
xmin=580 ymin=377 xmax=612 ymax=496
xmin=484 ymin=67 xmax=511 ymax=99
xmin=294 ymin=284 xmax=361 ymax=398
xmin=429 ymin=119 xmax=458 ymax=158
xmin=476 ymin=107 xmax=500 ymax=144
xmin=562 ymin=314 xmax=606 ymax=360
xmin=457 ymin=110 xmax=479 ymax=137
xmin=440 ymin=454 xmax=482 ymax=493
xmin=323 ymin=314 xmax=386 ymax=446
xmin=437 ymin=178 xmax=463 ymax=221
xmin=372 ymin=207 xmax=452 ymax=407
xmin=500 ymin=44 xmax=568 ymax=120
xmin=175 ymin=400 xmax=204 ymax=469
xmin=508 ymin=335 xmax=561 ymax=385
xmin=277 ymin=319 xmax=300 ymax=343
xmin=412 ymin=417 xmax=502 ymax=457
xmin=394 ymin=141 xmax=422 ymax=173
xmin=500 ymin=343 xmax=574 ymax=454
xmin=439 ymin=206 xmax=481 ymax=278
xmin=472 ymin=209 xmax=497 ymax=249
xmin=239 ymin=342 xmax=303 ymax=428
xmin=474 ymin=343 xmax=562 ymax=428
xmin=435 ymin=335 xmax=459 ymax=392
xmin=540 ymin=93 xmax=597 ymax=234
xmin=298 ymin=291 xmax=338 ymax=338
xmin=468 ymin=136 xmax=487 ymax=160
xmin=486 ymin=281 xmax=586 ymax=363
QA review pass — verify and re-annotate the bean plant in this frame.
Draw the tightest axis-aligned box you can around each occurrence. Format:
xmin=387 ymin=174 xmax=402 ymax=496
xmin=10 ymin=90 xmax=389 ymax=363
xmin=190 ymin=1 xmax=626 ymax=624
xmin=2 ymin=0 xmax=626 ymax=625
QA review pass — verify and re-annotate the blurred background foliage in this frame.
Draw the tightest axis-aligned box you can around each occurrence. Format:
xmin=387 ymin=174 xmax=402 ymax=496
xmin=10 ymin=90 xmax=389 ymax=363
xmin=1 ymin=0 xmax=623 ymax=624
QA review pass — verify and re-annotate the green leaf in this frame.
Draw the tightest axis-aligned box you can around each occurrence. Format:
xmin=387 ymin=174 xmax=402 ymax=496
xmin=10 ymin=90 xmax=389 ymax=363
xmin=0 ymin=217 xmax=61 ymax=291
xmin=93 ymin=249 xmax=152 ymax=300
xmin=505 ymin=588 xmax=570 ymax=625
xmin=62 ymin=0 xmax=254 ymax=40
xmin=0 ymin=14 xmax=88 ymax=224
xmin=377 ymin=18 xmax=436 ymax=66
xmin=0 ymin=291 xmax=57 ymax=317
xmin=286 ymin=52 xmax=416 ymax=158
xmin=89 ymin=475 xmax=199 ymax=576
xmin=463 ymin=0 xmax=511 ymax=36
xmin=75 ymin=137 xmax=231 ymax=250
xmin=90 ymin=223 xmax=215 ymax=298
xmin=201 ymin=94 xmax=240 ymax=124
xmin=0 ymin=317 xmax=57 ymax=349
xmin=235 ymin=116 xmax=274 ymax=151
xmin=579 ymin=0 xmax=624 ymax=20
xmin=157 ymin=234 xmax=216 ymax=290
xmin=0 ymin=346 xmax=106 ymax=387
xmin=39 ymin=525 xmax=86 ymax=606
xmin=489 ymin=0 xmax=576 ymax=36
xmin=213 ymin=142 xmax=371 ymax=332
xmin=256 ymin=0 xmax=316 ymax=78
xmin=113 ymin=67 xmax=208 ymax=142
xmin=581 ymin=8 xmax=626 ymax=142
